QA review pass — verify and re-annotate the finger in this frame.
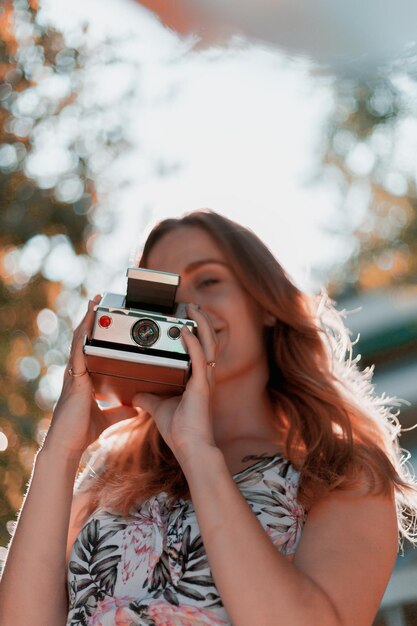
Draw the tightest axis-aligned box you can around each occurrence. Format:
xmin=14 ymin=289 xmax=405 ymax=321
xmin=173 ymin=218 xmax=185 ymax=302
xmin=71 ymin=296 xmax=99 ymax=347
xmin=185 ymin=304 xmax=218 ymax=385
xmin=73 ymin=294 xmax=101 ymax=337
xmin=180 ymin=324 xmax=214 ymax=388
xmin=67 ymin=295 xmax=101 ymax=378
xmin=132 ymin=392 xmax=161 ymax=416
xmin=185 ymin=304 xmax=218 ymax=362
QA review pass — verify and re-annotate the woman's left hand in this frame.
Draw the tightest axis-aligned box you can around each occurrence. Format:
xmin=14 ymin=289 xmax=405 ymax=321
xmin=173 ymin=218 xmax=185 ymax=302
xmin=132 ymin=303 xmax=219 ymax=462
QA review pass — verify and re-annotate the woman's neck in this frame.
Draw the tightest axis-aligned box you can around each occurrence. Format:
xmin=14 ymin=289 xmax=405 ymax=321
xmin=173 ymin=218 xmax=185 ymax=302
xmin=211 ymin=369 xmax=280 ymax=447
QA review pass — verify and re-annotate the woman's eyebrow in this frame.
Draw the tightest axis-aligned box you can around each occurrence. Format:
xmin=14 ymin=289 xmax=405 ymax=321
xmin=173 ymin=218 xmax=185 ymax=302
xmin=184 ymin=259 xmax=228 ymax=274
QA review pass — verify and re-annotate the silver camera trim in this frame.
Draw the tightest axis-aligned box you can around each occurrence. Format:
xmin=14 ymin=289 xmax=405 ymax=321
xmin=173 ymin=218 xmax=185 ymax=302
xmin=92 ymin=302 xmax=195 ymax=353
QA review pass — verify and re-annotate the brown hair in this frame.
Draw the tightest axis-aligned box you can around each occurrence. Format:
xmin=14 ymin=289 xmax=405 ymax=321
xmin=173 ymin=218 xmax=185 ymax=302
xmin=79 ymin=209 xmax=417 ymax=543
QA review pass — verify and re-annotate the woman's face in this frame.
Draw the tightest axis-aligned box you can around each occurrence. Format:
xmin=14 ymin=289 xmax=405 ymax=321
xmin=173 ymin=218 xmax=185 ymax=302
xmin=145 ymin=226 xmax=271 ymax=384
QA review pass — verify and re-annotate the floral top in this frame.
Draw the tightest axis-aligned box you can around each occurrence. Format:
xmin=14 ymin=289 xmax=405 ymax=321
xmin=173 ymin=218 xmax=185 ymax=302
xmin=66 ymin=452 xmax=306 ymax=626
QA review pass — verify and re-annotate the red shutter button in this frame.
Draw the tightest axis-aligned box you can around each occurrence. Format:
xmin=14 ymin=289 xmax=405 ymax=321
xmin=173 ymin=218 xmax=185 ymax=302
xmin=98 ymin=315 xmax=112 ymax=328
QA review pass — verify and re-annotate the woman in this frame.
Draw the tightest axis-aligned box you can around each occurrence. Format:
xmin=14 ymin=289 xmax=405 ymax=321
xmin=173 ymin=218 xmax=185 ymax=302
xmin=1 ymin=209 xmax=416 ymax=626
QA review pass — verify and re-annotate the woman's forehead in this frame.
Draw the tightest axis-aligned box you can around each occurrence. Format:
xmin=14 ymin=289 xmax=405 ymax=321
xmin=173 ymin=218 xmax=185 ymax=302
xmin=146 ymin=226 xmax=227 ymax=273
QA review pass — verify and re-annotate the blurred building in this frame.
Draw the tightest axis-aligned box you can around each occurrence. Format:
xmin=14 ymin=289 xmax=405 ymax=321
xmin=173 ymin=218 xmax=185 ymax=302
xmin=339 ymin=287 xmax=417 ymax=626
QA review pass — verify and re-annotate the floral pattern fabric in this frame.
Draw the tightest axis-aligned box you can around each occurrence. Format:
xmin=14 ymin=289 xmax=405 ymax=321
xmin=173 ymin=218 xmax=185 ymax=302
xmin=66 ymin=453 xmax=306 ymax=626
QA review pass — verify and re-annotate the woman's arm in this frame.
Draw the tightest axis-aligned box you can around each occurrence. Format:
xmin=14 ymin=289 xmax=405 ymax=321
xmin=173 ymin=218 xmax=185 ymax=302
xmin=0 ymin=295 xmax=137 ymax=626
xmin=0 ymin=446 xmax=82 ymax=626
xmin=179 ymin=442 xmax=398 ymax=626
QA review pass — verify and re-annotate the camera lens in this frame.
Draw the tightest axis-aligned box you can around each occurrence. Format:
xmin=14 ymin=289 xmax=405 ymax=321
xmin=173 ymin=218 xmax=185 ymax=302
xmin=132 ymin=319 xmax=160 ymax=347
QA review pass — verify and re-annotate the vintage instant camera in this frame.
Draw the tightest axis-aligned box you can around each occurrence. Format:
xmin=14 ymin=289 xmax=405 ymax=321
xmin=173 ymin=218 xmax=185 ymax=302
xmin=83 ymin=268 xmax=197 ymax=405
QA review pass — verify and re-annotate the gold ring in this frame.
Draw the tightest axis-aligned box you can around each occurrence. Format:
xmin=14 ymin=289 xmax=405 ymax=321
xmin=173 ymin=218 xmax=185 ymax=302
xmin=68 ymin=367 xmax=88 ymax=378
xmin=207 ymin=361 xmax=216 ymax=368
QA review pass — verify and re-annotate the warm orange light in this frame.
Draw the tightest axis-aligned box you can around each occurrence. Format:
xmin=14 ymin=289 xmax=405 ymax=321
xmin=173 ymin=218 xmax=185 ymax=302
xmin=135 ymin=0 xmax=196 ymax=35
xmin=134 ymin=0 xmax=230 ymax=46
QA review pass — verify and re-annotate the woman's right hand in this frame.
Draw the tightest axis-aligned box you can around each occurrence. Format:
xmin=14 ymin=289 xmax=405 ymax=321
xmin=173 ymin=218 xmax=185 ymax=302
xmin=41 ymin=294 xmax=139 ymax=459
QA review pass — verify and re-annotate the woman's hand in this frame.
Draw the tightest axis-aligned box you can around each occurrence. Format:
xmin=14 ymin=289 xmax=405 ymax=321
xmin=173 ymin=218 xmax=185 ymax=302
xmin=132 ymin=303 xmax=219 ymax=463
xmin=41 ymin=295 xmax=138 ymax=459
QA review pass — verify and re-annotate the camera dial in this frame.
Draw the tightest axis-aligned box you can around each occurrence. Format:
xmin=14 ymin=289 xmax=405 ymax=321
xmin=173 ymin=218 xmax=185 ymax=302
xmin=168 ymin=326 xmax=181 ymax=339
xmin=132 ymin=318 xmax=160 ymax=347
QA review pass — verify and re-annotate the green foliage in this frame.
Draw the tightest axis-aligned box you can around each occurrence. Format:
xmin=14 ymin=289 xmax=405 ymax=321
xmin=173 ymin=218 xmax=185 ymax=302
xmin=323 ymin=75 xmax=417 ymax=295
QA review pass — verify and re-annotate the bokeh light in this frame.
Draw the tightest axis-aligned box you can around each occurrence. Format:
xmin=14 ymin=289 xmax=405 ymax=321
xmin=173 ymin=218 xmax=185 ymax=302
xmin=7 ymin=394 xmax=28 ymax=417
xmin=0 ymin=144 xmax=18 ymax=170
xmin=0 ymin=432 xmax=9 ymax=453
xmin=37 ymin=309 xmax=58 ymax=336
xmin=42 ymin=238 xmax=87 ymax=287
xmin=54 ymin=175 xmax=84 ymax=203
xmin=18 ymin=356 xmax=41 ymax=381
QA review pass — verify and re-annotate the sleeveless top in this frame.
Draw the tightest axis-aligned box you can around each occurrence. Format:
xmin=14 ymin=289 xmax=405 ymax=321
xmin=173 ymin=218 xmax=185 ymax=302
xmin=66 ymin=450 xmax=306 ymax=626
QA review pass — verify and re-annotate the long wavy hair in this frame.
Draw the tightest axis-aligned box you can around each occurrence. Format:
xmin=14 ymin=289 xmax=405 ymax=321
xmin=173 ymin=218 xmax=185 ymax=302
xmin=78 ymin=209 xmax=417 ymax=543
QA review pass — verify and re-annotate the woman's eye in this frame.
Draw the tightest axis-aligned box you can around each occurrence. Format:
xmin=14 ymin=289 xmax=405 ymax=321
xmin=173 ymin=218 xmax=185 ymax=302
xmin=198 ymin=278 xmax=219 ymax=288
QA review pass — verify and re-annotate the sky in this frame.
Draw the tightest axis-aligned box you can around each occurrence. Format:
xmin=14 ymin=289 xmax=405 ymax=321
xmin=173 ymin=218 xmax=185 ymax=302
xmin=36 ymin=0 xmax=362 ymax=294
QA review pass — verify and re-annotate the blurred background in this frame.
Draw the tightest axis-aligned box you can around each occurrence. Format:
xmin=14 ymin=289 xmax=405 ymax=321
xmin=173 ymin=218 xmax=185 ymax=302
xmin=1 ymin=1 xmax=417 ymax=623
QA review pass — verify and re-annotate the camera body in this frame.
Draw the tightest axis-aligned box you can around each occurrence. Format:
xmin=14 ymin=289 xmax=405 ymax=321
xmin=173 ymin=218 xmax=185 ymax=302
xmin=83 ymin=268 xmax=197 ymax=405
